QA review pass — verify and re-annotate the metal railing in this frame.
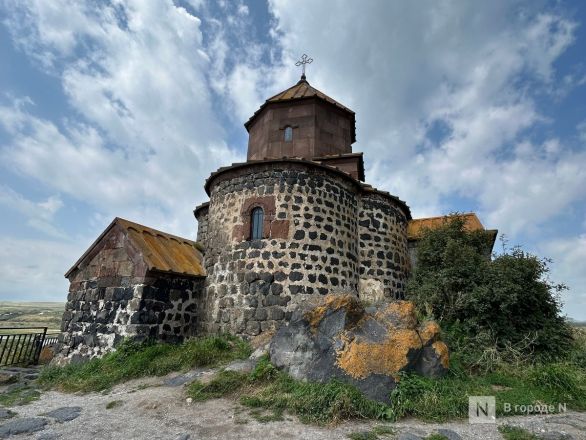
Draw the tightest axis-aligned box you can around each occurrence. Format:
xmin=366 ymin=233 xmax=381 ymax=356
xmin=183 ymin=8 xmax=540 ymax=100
xmin=0 ymin=327 xmax=59 ymax=367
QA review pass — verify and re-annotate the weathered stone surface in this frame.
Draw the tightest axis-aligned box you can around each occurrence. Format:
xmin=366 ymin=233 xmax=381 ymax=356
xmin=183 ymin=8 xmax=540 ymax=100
xmin=269 ymin=295 xmax=449 ymax=403
xmin=0 ymin=410 xmax=15 ymax=420
xmin=199 ymin=159 xmax=411 ymax=337
xmin=36 ymin=433 xmax=60 ymax=440
xmin=164 ymin=369 xmax=208 ymax=387
xmin=224 ymin=359 xmax=257 ymax=374
xmin=435 ymin=428 xmax=463 ymax=440
xmin=538 ymin=432 xmax=574 ymax=440
xmin=0 ymin=417 xmax=48 ymax=438
xmin=0 ymin=372 xmax=17 ymax=386
xmin=43 ymin=407 xmax=82 ymax=423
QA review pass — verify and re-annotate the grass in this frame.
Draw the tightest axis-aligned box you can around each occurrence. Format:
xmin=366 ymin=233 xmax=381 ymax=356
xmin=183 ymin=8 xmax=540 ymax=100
xmin=38 ymin=335 xmax=251 ymax=392
xmin=347 ymin=432 xmax=378 ymax=440
xmin=372 ymin=426 xmax=396 ymax=436
xmin=388 ymin=355 xmax=586 ymax=422
xmin=0 ymin=384 xmax=41 ymax=407
xmin=248 ymin=407 xmax=284 ymax=423
xmin=187 ymin=351 xmax=586 ymax=425
xmin=498 ymin=425 xmax=539 ymax=440
xmin=347 ymin=425 xmax=397 ymax=440
xmin=188 ymin=356 xmax=391 ymax=425
xmin=106 ymin=400 xmax=123 ymax=409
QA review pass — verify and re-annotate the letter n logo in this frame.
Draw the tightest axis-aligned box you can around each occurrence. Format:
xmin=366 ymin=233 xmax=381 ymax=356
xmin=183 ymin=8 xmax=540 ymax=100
xmin=469 ymin=396 xmax=496 ymax=424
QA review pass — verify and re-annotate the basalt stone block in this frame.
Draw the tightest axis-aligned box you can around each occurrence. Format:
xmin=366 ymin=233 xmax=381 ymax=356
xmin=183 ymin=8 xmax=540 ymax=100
xmin=267 ymin=308 xmax=285 ymax=321
xmin=264 ymin=295 xmax=291 ymax=307
xmin=245 ymin=272 xmax=259 ymax=283
xmin=289 ymin=271 xmax=303 ymax=281
xmin=246 ymin=321 xmax=261 ymax=336
xmin=269 ymin=295 xmax=449 ymax=404
xmin=254 ymin=308 xmax=268 ymax=321
xmin=259 ymin=272 xmax=274 ymax=283
xmin=293 ymin=230 xmax=305 ymax=240
xmin=0 ymin=417 xmax=49 ymax=437
xmin=288 ymin=285 xmax=304 ymax=295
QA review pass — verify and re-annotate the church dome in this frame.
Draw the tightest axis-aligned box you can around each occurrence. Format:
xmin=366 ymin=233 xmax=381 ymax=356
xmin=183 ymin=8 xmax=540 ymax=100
xmin=245 ymin=77 xmax=357 ymax=161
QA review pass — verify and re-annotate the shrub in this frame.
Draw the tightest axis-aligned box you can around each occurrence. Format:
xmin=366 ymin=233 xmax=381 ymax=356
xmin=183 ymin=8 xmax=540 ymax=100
xmin=407 ymin=215 xmax=573 ymax=359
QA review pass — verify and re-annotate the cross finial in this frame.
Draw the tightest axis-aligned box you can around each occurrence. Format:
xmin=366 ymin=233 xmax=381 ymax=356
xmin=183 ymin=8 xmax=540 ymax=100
xmin=295 ymin=54 xmax=313 ymax=80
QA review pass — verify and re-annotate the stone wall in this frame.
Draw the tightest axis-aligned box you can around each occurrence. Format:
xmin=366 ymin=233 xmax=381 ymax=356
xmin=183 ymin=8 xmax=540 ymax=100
xmin=194 ymin=203 xmax=209 ymax=245
xmin=358 ymin=193 xmax=410 ymax=302
xmin=200 ymin=162 xmax=360 ymax=337
xmin=136 ymin=275 xmax=204 ymax=342
xmin=57 ymin=224 xmax=205 ymax=364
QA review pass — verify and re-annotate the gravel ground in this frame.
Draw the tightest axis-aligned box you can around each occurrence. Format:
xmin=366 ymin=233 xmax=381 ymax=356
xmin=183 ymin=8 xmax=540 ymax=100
xmin=1 ymin=370 xmax=585 ymax=440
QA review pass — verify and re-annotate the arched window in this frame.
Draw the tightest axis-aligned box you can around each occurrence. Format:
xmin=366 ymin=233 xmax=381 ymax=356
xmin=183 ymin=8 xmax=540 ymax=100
xmin=250 ymin=207 xmax=264 ymax=240
xmin=284 ymin=126 xmax=293 ymax=142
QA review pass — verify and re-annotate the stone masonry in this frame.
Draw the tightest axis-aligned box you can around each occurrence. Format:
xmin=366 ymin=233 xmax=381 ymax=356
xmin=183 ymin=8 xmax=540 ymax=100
xmin=195 ymin=159 xmax=410 ymax=337
xmin=57 ymin=218 xmax=205 ymax=364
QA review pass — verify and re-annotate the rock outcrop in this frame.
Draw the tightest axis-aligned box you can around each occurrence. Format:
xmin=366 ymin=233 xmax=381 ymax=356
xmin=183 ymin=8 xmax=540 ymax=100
xmin=269 ymin=294 xmax=449 ymax=403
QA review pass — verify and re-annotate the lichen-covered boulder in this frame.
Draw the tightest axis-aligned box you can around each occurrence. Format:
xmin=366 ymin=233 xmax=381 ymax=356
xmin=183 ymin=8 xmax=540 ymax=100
xmin=269 ymin=294 xmax=449 ymax=403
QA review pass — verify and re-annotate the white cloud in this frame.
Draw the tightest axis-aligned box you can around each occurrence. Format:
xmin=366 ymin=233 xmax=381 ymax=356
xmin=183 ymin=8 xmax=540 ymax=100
xmin=0 ymin=185 xmax=65 ymax=238
xmin=268 ymin=0 xmax=583 ymax=233
xmin=1 ymin=0 xmax=242 ymax=237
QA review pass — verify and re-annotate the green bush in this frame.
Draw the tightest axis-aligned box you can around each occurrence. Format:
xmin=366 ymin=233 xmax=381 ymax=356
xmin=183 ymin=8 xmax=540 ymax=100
xmin=406 ymin=215 xmax=573 ymax=359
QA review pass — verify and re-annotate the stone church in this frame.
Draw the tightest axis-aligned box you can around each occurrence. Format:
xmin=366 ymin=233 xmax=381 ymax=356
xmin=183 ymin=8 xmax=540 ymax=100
xmin=57 ymin=73 xmax=496 ymax=363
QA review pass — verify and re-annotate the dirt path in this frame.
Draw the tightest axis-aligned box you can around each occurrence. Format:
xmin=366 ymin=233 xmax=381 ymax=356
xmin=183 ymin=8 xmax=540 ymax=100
xmin=1 ymin=369 xmax=585 ymax=440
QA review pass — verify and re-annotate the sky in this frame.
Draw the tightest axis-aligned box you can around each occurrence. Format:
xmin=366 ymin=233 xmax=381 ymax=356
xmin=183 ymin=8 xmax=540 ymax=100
xmin=0 ymin=0 xmax=585 ymax=320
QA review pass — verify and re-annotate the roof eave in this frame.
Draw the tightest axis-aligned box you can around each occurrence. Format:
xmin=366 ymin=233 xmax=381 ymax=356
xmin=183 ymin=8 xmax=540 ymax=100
xmin=244 ymin=95 xmax=356 ymax=133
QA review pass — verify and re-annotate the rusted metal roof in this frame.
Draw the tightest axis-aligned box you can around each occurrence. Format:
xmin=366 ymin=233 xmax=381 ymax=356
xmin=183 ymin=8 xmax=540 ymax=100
xmin=117 ymin=218 xmax=205 ymax=277
xmin=244 ymin=78 xmax=356 ymax=143
xmin=65 ymin=218 xmax=205 ymax=278
xmin=408 ymin=213 xmax=491 ymax=240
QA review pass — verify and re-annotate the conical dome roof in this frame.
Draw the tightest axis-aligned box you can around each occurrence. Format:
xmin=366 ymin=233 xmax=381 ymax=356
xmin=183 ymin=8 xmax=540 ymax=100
xmin=245 ymin=77 xmax=355 ymax=143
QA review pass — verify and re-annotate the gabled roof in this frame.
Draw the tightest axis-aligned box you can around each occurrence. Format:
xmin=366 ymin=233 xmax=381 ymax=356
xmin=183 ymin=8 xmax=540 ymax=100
xmin=407 ymin=213 xmax=498 ymax=248
xmin=244 ymin=77 xmax=356 ymax=142
xmin=65 ymin=217 xmax=205 ymax=278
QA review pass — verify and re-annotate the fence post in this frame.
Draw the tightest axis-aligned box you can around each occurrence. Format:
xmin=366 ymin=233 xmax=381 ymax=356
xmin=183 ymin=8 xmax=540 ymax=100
xmin=33 ymin=327 xmax=48 ymax=365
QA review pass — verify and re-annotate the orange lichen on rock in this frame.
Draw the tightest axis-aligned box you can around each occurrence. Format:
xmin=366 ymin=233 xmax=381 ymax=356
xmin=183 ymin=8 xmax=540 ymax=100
xmin=432 ymin=341 xmax=450 ymax=369
xmin=336 ymin=329 xmax=423 ymax=379
xmin=375 ymin=301 xmax=418 ymax=329
xmin=418 ymin=321 xmax=441 ymax=345
xmin=305 ymin=294 xmax=363 ymax=331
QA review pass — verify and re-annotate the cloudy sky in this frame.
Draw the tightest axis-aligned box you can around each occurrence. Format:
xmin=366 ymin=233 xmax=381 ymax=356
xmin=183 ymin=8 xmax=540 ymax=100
xmin=0 ymin=0 xmax=585 ymax=320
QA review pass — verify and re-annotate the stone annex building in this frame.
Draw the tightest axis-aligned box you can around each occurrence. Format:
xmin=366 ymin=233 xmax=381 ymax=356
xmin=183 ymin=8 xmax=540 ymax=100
xmin=57 ymin=74 xmax=496 ymax=363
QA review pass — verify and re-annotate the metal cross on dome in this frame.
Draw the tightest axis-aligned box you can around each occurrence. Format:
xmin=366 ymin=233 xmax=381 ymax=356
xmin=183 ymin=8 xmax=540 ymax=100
xmin=295 ymin=54 xmax=313 ymax=80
